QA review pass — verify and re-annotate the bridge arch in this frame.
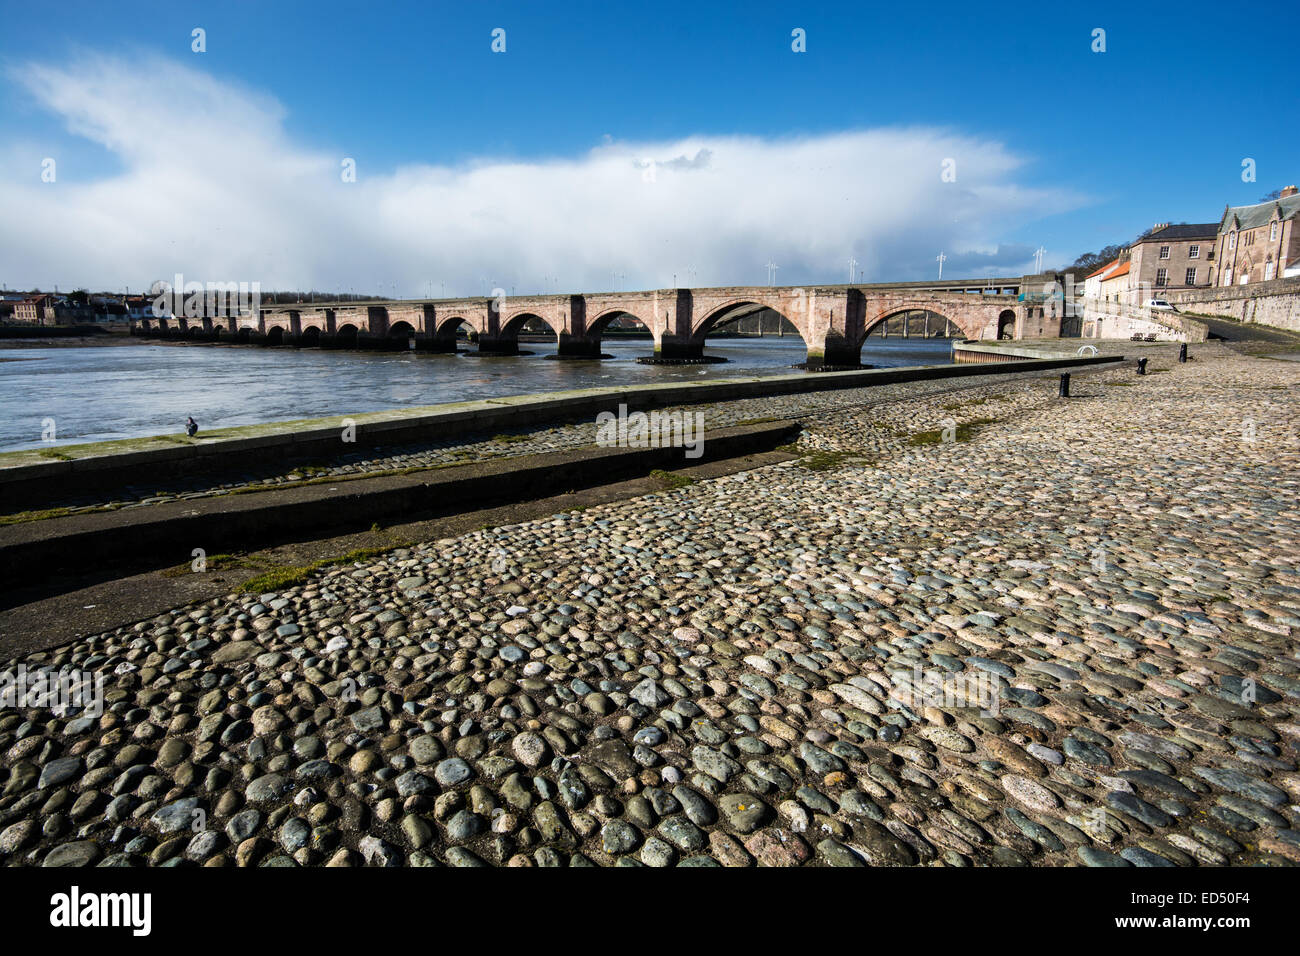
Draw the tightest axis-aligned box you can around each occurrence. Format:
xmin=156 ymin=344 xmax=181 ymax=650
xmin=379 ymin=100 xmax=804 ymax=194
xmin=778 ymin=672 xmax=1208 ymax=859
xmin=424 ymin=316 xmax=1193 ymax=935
xmin=693 ymin=298 xmax=806 ymax=343
xmin=387 ymin=320 xmax=417 ymax=351
xmin=299 ymin=326 xmax=321 ymax=348
xmin=502 ymin=310 xmax=558 ymax=339
xmin=997 ymin=309 xmax=1017 ymax=340
xmin=435 ymin=314 xmax=476 ymax=338
xmin=587 ymin=308 xmax=650 ymax=337
xmin=266 ymin=326 xmax=285 ymax=346
xmin=333 ymin=323 xmax=359 ymax=349
xmin=863 ymin=303 xmax=982 ymax=343
xmin=864 ymin=303 xmax=961 ymax=338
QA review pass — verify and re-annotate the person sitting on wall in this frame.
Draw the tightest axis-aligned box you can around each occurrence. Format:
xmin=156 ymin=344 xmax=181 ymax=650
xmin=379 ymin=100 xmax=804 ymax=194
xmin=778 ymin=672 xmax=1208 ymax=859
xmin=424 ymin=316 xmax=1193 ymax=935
xmin=186 ymin=416 xmax=198 ymax=438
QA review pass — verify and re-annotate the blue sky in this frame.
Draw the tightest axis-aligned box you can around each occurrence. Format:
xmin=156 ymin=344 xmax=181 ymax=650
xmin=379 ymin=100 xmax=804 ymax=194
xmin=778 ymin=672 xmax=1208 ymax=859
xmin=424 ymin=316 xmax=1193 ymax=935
xmin=0 ymin=0 xmax=1294 ymax=294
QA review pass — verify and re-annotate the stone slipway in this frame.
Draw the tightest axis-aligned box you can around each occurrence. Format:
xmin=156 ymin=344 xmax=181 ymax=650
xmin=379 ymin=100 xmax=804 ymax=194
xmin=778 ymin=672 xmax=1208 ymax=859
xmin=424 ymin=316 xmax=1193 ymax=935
xmin=0 ymin=420 xmax=799 ymax=596
xmin=0 ymin=353 xmax=1121 ymax=509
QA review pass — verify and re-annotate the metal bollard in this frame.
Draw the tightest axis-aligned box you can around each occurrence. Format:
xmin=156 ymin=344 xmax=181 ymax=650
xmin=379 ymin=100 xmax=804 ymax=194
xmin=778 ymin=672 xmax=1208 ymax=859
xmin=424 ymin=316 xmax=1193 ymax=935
xmin=1058 ymin=373 xmax=1070 ymax=398
xmin=1137 ymin=358 xmax=1148 ymax=375
xmin=1178 ymin=343 xmax=1187 ymax=363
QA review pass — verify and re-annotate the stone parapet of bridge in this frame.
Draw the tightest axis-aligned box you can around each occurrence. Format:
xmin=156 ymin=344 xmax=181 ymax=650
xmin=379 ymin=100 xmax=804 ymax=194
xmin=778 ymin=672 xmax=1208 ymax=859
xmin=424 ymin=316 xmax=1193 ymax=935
xmin=130 ymin=277 xmax=1048 ymax=363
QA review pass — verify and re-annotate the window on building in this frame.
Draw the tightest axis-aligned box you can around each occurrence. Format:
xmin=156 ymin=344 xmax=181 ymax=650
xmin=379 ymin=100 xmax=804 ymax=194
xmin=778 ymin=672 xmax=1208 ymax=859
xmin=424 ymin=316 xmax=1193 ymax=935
xmin=1271 ymin=221 xmax=1279 ymax=241
xmin=1189 ymin=245 xmax=1200 ymax=258
xmin=1185 ymin=267 xmax=1196 ymax=285
xmin=1159 ymin=245 xmax=1170 ymax=259
xmin=1265 ymin=260 xmax=1276 ymax=280
xmin=1155 ymin=268 xmax=1168 ymax=287
xmin=1223 ymin=269 xmax=1233 ymax=285
xmin=1229 ymin=232 xmax=1237 ymax=250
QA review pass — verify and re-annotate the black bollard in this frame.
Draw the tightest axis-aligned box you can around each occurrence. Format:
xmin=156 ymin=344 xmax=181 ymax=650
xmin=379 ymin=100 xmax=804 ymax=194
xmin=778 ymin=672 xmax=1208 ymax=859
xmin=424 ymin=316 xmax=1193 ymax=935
xmin=1178 ymin=343 xmax=1187 ymax=363
xmin=1137 ymin=358 xmax=1148 ymax=375
xmin=1058 ymin=373 xmax=1070 ymax=398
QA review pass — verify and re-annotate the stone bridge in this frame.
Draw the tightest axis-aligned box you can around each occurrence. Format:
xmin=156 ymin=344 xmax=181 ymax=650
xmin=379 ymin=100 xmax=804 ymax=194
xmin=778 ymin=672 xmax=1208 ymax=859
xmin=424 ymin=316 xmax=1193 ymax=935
xmin=133 ymin=275 xmax=1071 ymax=367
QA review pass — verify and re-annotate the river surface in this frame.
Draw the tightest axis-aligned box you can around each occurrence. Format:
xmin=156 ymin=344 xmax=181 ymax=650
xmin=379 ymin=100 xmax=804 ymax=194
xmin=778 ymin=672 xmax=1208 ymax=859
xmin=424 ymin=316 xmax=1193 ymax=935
xmin=0 ymin=337 xmax=954 ymax=451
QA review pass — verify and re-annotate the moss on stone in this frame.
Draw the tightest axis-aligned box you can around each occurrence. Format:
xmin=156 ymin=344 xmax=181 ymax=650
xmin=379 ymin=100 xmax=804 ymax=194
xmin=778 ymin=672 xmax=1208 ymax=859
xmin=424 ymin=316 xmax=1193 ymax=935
xmin=649 ymin=469 xmax=693 ymax=489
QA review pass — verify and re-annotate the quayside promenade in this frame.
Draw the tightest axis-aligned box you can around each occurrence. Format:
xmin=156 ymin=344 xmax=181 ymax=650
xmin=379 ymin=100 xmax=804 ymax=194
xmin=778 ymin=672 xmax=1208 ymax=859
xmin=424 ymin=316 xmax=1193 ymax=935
xmin=1 ymin=342 xmax=1299 ymax=867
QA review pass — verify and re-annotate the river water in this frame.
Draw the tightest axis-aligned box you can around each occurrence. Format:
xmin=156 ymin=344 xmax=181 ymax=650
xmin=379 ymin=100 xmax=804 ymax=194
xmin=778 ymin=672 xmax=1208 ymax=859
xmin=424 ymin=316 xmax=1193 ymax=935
xmin=0 ymin=336 xmax=954 ymax=452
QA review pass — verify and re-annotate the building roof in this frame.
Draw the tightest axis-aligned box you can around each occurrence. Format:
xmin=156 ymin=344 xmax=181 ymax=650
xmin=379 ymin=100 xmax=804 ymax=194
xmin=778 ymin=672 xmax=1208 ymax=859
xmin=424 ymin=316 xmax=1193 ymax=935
xmin=1100 ymin=261 xmax=1130 ymax=281
xmin=1222 ymin=194 xmax=1300 ymax=232
xmin=1085 ymin=257 xmax=1122 ymax=279
xmin=1138 ymin=223 xmax=1219 ymax=242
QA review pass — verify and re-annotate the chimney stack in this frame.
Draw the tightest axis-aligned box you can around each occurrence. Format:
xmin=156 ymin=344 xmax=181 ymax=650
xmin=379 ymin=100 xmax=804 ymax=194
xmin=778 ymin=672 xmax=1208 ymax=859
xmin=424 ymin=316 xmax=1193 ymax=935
xmin=1152 ymin=222 xmax=1169 ymax=231
xmin=1281 ymin=185 xmax=1298 ymax=198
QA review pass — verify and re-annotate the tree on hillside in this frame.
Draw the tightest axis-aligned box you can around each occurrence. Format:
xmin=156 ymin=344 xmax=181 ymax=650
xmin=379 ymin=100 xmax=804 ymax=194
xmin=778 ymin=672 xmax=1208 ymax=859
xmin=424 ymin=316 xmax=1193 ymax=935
xmin=1066 ymin=243 xmax=1125 ymax=276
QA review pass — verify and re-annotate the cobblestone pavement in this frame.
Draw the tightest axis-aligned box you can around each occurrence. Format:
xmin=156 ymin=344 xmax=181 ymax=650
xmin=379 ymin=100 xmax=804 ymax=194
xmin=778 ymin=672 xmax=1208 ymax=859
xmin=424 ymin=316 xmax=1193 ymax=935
xmin=3 ymin=343 xmax=1299 ymax=867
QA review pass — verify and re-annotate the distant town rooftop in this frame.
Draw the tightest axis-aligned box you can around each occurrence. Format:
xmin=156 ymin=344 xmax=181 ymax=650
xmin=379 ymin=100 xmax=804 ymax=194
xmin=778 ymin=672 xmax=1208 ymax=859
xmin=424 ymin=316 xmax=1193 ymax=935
xmin=1138 ymin=223 xmax=1219 ymax=242
xmin=1223 ymin=191 xmax=1300 ymax=231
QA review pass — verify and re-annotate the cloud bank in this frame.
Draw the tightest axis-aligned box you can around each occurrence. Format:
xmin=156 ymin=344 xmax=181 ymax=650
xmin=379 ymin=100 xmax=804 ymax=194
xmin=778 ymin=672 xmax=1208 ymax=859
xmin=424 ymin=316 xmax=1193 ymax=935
xmin=2 ymin=54 xmax=1080 ymax=295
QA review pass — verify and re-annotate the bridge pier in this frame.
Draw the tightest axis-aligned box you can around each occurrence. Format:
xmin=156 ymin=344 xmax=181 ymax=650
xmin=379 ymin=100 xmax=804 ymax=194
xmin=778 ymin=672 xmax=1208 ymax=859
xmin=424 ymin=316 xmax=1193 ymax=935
xmin=804 ymin=338 xmax=864 ymax=370
xmin=413 ymin=333 xmax=459 ymax=353
xmin=652 ymin=335 xmax=706 ymax=361
xmin=555 ymin=333 xmax=603 ymax=359
xmin=475 ymin=335 xmax=520 ymax=356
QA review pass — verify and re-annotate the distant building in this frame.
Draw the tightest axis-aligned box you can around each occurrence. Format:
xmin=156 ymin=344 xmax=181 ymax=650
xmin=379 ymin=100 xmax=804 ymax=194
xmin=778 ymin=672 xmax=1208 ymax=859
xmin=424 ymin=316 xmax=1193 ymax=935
xmin=1083 ymin=255 xmax=1127 ymax=301
xmin=1128 ymin=222 xmax=1218 ymax=296
xmin=123 ymin=295 xmax=154 ymax=320
xmin=1213 ymin=185 xmax=1300 ymax=285
xmin=13 ymin=294 xmax=56 ymax=325
xmin=11 ymin=293 xmax=108 ymax=325
xmin=1097 ymin=257 xmax=1132 ymax=303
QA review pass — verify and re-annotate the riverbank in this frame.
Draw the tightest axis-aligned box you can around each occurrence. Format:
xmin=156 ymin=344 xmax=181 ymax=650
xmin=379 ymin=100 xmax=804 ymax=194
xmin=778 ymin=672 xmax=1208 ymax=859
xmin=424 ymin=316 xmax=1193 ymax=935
xmin=2 ymin=341 xmax=1297 ymax=867
xmin=0 ymin=337 xmax=959 ymax=453
xmin=0 ymin=350 xmax=1119 ymax=512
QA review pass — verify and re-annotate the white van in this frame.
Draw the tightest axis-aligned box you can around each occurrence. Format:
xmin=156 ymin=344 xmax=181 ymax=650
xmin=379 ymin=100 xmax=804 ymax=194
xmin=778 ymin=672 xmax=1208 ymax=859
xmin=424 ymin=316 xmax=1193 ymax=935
xmin=1144 ymin=298 xmax=1178 ymax=312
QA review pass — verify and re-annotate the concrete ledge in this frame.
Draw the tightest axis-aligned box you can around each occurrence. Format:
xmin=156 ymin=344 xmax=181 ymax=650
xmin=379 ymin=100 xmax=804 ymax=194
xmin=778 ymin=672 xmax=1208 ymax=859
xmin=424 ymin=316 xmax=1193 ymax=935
xmin=0 ymin=354 xmax=1122 ymax=510
xmin=0 ymin=421 xmax=800 ymax=594
xmin=952 ymin=342 xmax=1067 ymax=362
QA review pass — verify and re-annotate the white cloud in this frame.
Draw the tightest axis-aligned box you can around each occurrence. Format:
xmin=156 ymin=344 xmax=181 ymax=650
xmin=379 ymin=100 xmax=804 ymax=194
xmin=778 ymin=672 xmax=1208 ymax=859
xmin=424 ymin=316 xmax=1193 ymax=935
xmin=1 ymin=53 xmax=1082 ymax=295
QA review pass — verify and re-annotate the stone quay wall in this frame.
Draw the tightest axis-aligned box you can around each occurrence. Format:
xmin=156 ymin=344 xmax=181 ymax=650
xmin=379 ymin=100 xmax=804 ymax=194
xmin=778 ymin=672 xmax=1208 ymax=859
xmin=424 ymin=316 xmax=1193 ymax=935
xmin=0 ymin=354 xmax=1121 ymax=511
xmin=1163 ymin=277 xmax=1300 ymax=332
